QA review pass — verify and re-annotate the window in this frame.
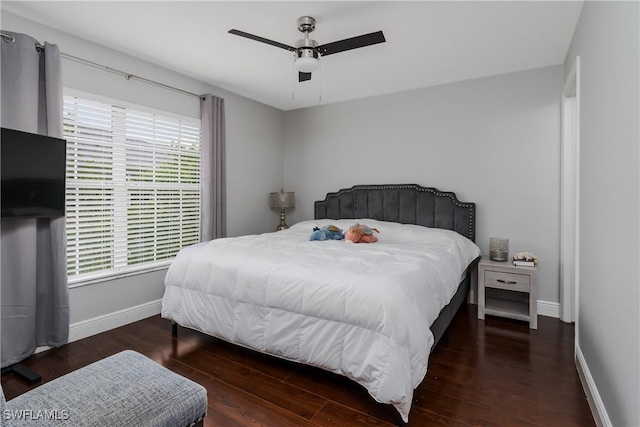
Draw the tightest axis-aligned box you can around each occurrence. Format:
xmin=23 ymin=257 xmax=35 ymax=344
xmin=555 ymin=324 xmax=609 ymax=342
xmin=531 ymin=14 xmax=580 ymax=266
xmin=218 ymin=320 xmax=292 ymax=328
xmin=63 ymin=92 xmax=201 ymax=284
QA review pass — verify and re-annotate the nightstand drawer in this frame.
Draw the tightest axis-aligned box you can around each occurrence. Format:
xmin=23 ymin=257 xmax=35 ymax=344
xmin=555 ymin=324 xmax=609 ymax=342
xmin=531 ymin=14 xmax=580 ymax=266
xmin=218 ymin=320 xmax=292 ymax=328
xmin=485 ymin=270 xmax=530 ymax=292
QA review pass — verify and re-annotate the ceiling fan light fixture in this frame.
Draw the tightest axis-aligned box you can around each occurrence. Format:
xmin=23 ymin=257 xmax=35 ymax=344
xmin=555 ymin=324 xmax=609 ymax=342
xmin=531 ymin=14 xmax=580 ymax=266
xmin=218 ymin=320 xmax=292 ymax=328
xmin=294 ymin=48 xmax=320 ymax=73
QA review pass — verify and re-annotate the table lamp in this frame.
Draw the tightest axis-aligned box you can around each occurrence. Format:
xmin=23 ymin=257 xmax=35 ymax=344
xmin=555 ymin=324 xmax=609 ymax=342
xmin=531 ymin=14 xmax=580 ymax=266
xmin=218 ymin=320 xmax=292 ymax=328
xmin=270 ymin=190 xmax=295 ymax=231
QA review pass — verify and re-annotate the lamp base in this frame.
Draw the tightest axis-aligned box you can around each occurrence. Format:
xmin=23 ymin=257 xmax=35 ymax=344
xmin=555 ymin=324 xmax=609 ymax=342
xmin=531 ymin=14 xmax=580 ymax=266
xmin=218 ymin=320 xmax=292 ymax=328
xmin=276 ymin=209 xmax=289 ymax=231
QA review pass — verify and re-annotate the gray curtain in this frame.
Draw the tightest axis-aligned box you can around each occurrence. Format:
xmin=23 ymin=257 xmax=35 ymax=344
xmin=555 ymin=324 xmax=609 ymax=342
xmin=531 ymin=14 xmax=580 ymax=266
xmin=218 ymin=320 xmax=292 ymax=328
xmin=199 ymin=94 xmax=226 ymax=241
xmin=1 ymin=32 xmax=69 ymax=367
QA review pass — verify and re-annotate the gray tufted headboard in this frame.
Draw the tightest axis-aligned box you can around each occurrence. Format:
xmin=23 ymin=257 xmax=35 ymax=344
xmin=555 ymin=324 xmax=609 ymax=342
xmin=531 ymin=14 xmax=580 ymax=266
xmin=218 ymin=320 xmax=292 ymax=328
xmin=314 ymin=184 xmax=476 ymax=242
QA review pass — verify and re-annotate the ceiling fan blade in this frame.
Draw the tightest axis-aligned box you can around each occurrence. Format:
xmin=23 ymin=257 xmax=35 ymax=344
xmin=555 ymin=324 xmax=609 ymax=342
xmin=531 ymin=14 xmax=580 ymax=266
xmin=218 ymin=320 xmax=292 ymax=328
xmin=299 ymin=72 xmax=312 ymax=82
xmin=318 ymin=31 xmax=385 ymax=57
xmin=228 ymin=29 xmax=295 ymax=52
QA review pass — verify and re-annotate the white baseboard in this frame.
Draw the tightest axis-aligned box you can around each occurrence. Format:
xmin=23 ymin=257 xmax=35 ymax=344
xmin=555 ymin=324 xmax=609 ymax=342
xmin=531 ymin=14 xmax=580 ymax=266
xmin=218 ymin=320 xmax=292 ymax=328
xmin=537 ymin=300 xmax=560 ymax=318
xmin=575 ymin=345 xmax=611 ymax=427
xmin=34 ymin=299 xmax=162 ymax=354
xmin=68 ymin=299 xmax=162 ymax=343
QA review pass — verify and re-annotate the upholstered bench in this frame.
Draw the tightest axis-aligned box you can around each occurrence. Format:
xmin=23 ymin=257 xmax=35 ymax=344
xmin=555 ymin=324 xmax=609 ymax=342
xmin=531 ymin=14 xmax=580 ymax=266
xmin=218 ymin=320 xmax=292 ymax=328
xmin=1 ymin=350 xmax=207 ymax=426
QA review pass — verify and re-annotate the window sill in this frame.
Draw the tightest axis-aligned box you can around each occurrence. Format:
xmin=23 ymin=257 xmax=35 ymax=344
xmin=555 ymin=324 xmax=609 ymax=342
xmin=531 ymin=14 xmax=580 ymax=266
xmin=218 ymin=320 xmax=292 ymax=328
xmin=68 ymin=260 xmax=172 ymax=289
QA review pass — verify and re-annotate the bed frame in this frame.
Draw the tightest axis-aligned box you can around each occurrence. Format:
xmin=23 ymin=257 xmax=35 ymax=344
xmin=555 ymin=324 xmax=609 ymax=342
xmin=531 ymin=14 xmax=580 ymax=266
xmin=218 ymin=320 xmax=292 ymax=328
xmin=314 ymin=183 xmax=478 ymax=350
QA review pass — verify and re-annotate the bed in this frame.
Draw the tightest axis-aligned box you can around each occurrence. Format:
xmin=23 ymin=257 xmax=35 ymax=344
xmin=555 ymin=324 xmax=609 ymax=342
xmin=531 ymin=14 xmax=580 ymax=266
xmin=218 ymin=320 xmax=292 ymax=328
xmin=161 ymin=184 xmax=480 ymax=423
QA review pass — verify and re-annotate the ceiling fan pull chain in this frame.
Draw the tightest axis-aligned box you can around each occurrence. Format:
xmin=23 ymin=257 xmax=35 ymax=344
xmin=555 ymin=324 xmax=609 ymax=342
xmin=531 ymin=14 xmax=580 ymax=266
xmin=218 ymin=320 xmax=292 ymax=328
xmin=318 ymin=62 xmax=322 ymax=103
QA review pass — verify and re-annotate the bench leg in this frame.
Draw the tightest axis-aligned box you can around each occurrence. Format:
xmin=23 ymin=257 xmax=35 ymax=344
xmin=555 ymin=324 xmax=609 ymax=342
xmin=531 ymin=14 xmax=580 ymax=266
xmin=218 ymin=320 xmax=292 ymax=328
xmin=172 ymin=321 xmax=178 ymax=337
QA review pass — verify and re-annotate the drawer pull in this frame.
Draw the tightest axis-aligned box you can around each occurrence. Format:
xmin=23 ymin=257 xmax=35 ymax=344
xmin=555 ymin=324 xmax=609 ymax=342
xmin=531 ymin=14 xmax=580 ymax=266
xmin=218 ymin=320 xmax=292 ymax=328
xmin=497 ymin=279 xmax=517 ymax=284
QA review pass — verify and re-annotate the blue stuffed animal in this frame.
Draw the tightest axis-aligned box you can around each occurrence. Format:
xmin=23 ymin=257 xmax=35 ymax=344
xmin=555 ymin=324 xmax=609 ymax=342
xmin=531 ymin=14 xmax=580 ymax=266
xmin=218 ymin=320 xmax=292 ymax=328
xmin=310 ymin=225 xmax=344 ymax=241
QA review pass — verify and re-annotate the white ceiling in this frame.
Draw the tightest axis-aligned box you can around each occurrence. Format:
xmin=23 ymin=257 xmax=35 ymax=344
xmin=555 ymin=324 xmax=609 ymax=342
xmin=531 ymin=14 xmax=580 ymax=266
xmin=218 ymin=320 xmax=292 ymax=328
xmin=2 ymin=1 xmax=583 ymax=111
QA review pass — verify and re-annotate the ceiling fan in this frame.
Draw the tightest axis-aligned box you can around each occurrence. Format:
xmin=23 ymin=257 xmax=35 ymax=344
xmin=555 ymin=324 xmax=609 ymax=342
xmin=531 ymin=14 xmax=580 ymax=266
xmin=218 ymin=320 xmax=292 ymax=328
xmin=229 ymin=16 xmax=386 ymax=82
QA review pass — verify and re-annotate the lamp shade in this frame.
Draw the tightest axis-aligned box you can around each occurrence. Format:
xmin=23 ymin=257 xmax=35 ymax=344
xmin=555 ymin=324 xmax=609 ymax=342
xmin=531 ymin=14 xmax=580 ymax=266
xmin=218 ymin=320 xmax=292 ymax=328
xmin=270 ymin=191 xmax=295 ymax=209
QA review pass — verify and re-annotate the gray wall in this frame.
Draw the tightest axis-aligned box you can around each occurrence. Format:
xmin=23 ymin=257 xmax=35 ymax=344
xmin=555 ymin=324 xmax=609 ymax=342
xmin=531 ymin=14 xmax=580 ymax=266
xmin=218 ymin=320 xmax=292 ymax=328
xmin=564 ymin=2 xmax=640 ymax=426
xmin=2 ymin=11 xmax=285 ymax=324
xmin=284 ymin=66 xmax=563 ymax=304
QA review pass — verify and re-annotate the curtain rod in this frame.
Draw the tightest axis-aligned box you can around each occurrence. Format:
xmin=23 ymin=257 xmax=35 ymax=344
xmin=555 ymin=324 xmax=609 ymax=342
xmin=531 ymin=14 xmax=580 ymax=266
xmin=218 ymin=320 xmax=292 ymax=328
xmin=1 ymin=31 xmax=202 ymax=100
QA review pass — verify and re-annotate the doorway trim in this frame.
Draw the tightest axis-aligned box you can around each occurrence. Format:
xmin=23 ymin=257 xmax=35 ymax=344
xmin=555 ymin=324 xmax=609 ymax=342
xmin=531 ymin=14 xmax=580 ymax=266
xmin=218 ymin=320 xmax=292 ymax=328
xmin=560 ymin=56 xmax=580 ymax=334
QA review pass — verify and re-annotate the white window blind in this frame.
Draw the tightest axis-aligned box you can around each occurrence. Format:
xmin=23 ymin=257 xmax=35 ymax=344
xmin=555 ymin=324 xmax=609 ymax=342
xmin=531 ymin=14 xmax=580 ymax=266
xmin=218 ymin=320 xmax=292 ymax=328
xmin=63 ymin=94 xmax=201 ymax=282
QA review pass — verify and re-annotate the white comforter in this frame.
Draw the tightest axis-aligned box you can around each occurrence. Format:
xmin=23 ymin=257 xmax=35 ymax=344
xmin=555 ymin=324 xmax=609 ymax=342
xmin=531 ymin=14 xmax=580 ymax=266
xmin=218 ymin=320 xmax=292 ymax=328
xmin=161 ymin=219 xmax=480 ymax=422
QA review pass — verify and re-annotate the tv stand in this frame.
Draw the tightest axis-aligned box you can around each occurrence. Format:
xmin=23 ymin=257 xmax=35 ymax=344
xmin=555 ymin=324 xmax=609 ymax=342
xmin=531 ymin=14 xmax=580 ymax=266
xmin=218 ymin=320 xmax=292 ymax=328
xmin=1 ymin=362 xmax=41 ymax=384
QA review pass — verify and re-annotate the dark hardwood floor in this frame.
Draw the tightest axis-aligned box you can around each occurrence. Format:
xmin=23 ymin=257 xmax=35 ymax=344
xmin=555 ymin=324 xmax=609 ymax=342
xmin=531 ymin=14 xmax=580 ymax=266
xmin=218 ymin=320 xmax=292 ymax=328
xmin=2 ymin=304 xmax=595 ymax=427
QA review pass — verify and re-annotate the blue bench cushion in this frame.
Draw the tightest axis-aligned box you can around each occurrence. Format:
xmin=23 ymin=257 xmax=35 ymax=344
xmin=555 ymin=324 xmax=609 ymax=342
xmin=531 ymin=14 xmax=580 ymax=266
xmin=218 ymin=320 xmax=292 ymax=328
xmin=3 ymin=350 xmax=206 ymax=427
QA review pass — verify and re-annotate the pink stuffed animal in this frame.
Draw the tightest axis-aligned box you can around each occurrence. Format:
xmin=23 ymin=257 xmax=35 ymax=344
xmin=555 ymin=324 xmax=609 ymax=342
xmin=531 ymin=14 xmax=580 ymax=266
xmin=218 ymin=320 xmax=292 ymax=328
xmin=345 ymin=223 xmax=379 ymax=243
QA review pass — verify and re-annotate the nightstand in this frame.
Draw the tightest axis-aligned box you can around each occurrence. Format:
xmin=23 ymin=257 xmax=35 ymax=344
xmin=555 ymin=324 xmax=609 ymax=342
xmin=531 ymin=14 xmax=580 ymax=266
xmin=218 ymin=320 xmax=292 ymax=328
xmin=478 ymin=257 xmax=538 ymax=329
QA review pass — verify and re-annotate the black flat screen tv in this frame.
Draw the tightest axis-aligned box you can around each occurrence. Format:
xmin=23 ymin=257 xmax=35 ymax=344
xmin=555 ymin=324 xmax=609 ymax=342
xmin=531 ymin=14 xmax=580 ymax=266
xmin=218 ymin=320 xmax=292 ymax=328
xmin=1 ymin=127 xmax=67 ymax=219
